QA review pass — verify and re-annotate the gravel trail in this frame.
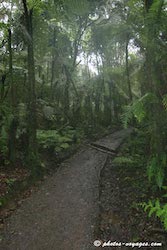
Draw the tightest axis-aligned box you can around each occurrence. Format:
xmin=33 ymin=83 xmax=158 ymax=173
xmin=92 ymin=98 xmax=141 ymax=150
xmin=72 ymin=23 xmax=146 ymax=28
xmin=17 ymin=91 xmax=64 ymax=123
xmin=1 ymin=129 xmax=131 ymax=250
xmin=1 ymin=147 xmax=106 ymax=250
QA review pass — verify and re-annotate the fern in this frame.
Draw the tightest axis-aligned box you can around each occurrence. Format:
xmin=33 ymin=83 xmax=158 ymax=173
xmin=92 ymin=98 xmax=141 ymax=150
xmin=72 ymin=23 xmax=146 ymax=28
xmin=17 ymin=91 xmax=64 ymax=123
xmin=121 ymin=105 xmax=133 ymax=128
xmin=121 ymin=100 xmax=145 ymax=127
xmin=121 ymin=93 xmax=157 ymax=127
xmin=133 ymin=101 xmax=146 ymax=123
xmin=37 ymin=127 xmax=78 ymax=152
xmin=141 ymin=199 xmax=167 ymax=231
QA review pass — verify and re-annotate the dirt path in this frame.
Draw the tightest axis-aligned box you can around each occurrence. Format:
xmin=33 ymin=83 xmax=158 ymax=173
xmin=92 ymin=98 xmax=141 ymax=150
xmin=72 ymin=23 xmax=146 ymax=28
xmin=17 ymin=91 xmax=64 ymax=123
xmin=1 ymin=129 xmax=131 ymax=250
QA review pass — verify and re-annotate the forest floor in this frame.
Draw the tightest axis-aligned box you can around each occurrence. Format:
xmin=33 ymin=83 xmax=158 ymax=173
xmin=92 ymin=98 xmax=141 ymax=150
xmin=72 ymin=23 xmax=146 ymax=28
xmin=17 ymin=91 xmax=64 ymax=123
xmin=96 ymin=156 xmax=167 ymax=249
xmin=0 ymin=129 xmax=166 ymax=250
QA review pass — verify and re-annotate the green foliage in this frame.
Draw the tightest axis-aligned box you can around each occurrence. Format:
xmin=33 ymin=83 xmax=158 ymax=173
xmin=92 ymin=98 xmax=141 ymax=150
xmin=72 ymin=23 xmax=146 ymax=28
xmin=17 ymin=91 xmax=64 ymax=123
xmin=113 ymin=156 xmax=134 ymax=165
xmin=37 ymin=127 xmax=79 ymax=153
xmin=27 ymin=0 xmax=45 ymax=13
xmin=64 ymin=0 xmax=90 ymax=16
xmin=0 ymin=105 xmax=13 ymax=161
xmin=121 ymin=105 xmax=134 ymax=128
xmin=121 ymin=97 xmax=146 ymax=128
xmin=0 ymin=22 xmax=9 ymax=30
xmin=0 ymin=125 xmax=8 ymax=159
xmin=121 ymin=93 xmax=158 ymax=127
xmin=141 ymin=199 xmax=167 ymax=231
xmin=147 ymin=152 xmax=167 ymax=189
xmin=0 ymin=0 xmax=166 ymax=216
xmin=162 ymin=94 xmax=167 ymax=110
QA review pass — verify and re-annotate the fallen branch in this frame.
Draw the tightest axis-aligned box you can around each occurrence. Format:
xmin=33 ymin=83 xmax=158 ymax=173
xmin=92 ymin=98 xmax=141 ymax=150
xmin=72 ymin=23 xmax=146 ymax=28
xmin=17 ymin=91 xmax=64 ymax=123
xmin=89 ymin=144 xmax=116 ymax=156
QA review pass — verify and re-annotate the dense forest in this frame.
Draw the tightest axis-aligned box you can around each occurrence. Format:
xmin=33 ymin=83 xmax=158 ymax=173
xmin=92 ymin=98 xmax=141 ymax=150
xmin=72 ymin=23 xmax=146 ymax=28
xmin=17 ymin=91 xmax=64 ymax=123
xmin=0 ymin=0 xmax=167 ymax=244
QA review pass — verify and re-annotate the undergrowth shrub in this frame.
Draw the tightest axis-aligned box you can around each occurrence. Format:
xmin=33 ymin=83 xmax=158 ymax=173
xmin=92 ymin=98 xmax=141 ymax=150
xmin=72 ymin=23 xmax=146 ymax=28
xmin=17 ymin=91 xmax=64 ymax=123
xmin=113 ymin=129 xmax=147 ymax=170
xmin=37 ymin=127 xmax=81 ymax=153
xmin=141 ymin=197 xmax=167 ymax=231
xmin=112 ymin=156 xmax=135 ymax=166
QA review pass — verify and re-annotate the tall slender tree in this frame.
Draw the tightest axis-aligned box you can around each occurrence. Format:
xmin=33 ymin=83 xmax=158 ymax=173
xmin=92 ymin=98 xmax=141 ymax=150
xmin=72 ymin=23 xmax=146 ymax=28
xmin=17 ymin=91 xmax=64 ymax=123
xmin=22 ymin=0 xmax=38 ymax=166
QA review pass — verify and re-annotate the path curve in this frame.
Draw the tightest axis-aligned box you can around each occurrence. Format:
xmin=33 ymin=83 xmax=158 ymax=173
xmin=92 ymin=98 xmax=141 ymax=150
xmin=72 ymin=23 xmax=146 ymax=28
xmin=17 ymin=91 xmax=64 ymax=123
xmin=1 ymin=129 xmax=132 ymax=250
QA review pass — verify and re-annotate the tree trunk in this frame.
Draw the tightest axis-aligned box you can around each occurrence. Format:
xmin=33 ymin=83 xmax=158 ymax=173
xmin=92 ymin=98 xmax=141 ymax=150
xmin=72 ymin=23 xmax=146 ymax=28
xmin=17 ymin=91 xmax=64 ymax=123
xmin=22 ymin=0 xmax=38 ymax=167
xmin=144 ymin=0 xmax=165 ymax=176
xmin=125 ymin=38 xmax=132 ymax=103
xmin=8 ymin=28 xmax=17 ymax=164
xmin=50 ymin=28 xmax=56 ymax=101
xmin=27 ymin=14 xmax=37 ymax=157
